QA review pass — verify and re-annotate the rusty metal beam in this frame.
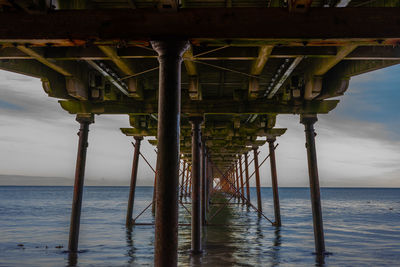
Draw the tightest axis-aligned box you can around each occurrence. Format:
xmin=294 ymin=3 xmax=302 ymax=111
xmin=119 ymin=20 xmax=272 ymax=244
xmin=1 ymin=8 xmax=400 ymax=42
xmin=3 ymin=46 xmax=400 ymax=61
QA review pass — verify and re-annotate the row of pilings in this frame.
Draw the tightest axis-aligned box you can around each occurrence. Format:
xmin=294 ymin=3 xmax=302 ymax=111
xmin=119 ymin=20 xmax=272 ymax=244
xmin=66 ymin=40 xmax=326 ymax=266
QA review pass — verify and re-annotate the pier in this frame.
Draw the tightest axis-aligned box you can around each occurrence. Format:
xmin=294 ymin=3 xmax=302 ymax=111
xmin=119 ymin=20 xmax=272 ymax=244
xmin=0 ymin=0 xmax=400 ymax=266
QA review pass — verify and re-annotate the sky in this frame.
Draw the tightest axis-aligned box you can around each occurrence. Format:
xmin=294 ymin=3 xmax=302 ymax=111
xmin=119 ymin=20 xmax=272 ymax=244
xmin=0 ymin=64 xmax=399 ymax=187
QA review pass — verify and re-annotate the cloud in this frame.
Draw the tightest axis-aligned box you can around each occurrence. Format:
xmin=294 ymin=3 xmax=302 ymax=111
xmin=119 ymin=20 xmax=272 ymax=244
xmin=0 ymin=68 xmax=399 ymax=187
xmin=332 ymin=64 xmax=400 ymax=137
xmin=261 ymin=114 xmax=400 ymax=188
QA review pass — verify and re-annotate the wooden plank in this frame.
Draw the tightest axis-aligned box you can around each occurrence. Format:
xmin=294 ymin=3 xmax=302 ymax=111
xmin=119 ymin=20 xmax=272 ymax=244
xmin=97 ymin=45 xmax=143 ymax=99
xmin=248 ymin=45 xmax=274 ymax=99
xmin=4 ymin=48 xmax=88 ymax=99
xmin=311 ymin=45 xmax=358 ymax=76
xmin=98 ymin=46 xmax=135 ymax=75
xmin=318 ymin=59 xmax=400 ymax=99
xmin=250 ymin=46 xmax=274 ymax=75
xmin=17 ymin=46 xmax=72 ymax=76
xmin=345 ymin=46 xmax=400 ymax=60
xmin=183 ymin=47 xmax=201 ymax=100
xmin=0 ymin=59 xmax=71 ymax=99
xmin=304 ymin=45 xmax=357 ymax=99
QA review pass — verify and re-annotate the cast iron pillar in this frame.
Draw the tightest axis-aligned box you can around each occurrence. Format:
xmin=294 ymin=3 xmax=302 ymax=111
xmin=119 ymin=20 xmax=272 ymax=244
xmin=267 ymin=137 xmax=281 ymax=227
xmin=235 ymin=163 xmax=240 ymax=201
xmin=300 ymin=114 xmax=325 ymax=255
xmin=68 ymin=114 xmax=94 ymax=252
xmin=207 ymin=158 xmax=213 ymax=205
xmin=205 ymin=156 xmax=210 ymax=212
xmin=244 ymin=153 xmax=251 ymax=204
xmin=253 ymin=147 xmax=262 ymax=213
xmin=238 ymin=156 xmax=245 ymax=204
xmin=180 ymin=161 xmax=187 ymax=200
xmin=185 ymin=165 xmax=190 ymax=197
xmin=151 ymin=40 xmax=190 ymax=267
xmin=189 ymin=173 xmax=192 ymax=196
xmin=201 ymin=142 xmax=207 ymax=226
xmin=151 ymin=163 xmax=157 ymax=214
xmin=190 ymin=117 xmax=203 ymax=254
xmin=126 ymin=136 xmax=143 ymax=227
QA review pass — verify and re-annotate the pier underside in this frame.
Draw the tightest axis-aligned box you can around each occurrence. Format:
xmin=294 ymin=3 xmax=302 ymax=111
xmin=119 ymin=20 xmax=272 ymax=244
xmin=1 ymin=0 xmax=400 ymax=266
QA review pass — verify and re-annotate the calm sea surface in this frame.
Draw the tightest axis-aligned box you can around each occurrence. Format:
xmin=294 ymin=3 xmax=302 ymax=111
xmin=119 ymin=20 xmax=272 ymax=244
xmin=0 ymin=186 xmax=399 ymax=266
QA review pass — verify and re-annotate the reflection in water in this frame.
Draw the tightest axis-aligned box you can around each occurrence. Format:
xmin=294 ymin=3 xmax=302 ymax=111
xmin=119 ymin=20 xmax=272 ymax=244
xmin=189 ymin=252 xmax=202 ymax=266
xmin=67 ymin=252 xmax=77 ymax=267
xmin=254 ymin=217 xmax=263 ymax=266
xmin=1 ymin=187 xmax=399 ymax=266
xmin=178 ymin=193 xmax=286 ymax=266
xmin=125 ymin=227 xmax=135 ymax=265
xmin=271 ymin=227 xmax=282 ymax=267
xmin=315 ymin=253 xmax=326 ymax=267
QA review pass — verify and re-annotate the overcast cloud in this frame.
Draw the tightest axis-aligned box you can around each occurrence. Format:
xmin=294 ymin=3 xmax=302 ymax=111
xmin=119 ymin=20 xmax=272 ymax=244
xmin=0 ymin=64 xmax=399 ymax=187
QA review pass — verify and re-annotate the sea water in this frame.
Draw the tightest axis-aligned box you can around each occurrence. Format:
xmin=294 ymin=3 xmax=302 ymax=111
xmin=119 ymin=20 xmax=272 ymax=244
xmin=0 ymin=186 xmax=399 ymax=266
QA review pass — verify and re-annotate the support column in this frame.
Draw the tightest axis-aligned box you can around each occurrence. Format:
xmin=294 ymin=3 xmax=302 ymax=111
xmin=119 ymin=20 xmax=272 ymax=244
xmin=253 ymin=147 xmax=262 ymax=213
xmin=68 ymin=114 xmax=94 ymax=252
xmin=228 ymin=172 xmax=233 ymax=196
xmin=267 ymin=138 xmax=281 ymax=227
xmin=234 ymin=162 xmax=240 ymax=202
xmin=201 ymin=143 xmax=207 ymax=226
xmin=300 ymin=114 xmax=325 ymax=255
xmin=185 ymin=165 xmax=190 ymax=197
xmin=180 ymin=161 xmax=186 ymax=200
xmin=238 ymin=156 xmax=245 ymax=204
xmin=190 ymin=117 xmax=203 ymax=254
xmin=189 ymin=173 xmax=192 ymax=196
xmin=244 ymin=153 xmax=251 ymax=204
xmin=126 ymin=136 xmax=143 ymax=227
xmin=151 ymin=40 xmax=189 ymax=267
xmin=205 ymin=156 xmax=210 ymax=212
xmin=207 ymin=159 xmax=213 ymax=206
xmin=151 ymin=164 xmax=157 ymax=214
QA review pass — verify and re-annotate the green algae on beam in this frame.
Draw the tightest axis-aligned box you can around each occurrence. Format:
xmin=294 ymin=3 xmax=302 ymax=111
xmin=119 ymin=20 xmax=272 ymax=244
xmin=59 ymin=99 xmax=339 ymax=115
xmin=58 ymin=100 xmax=153 ymax=115
xmin=121 ymin=128 xmax=156 ymax=137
